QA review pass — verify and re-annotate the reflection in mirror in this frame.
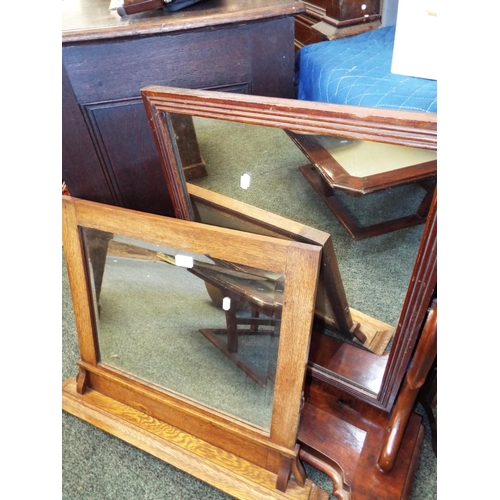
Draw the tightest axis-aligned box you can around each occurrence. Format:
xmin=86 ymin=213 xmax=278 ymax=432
xmin=285 ymin=130 xmax=437 ymax=241
xmin=168 ymin=114 xmax=428 ymax=384
xmin=83 ymin=228 xmax=284 ymax=431
xmin=310 ymin=136 xmax=437 ymax=178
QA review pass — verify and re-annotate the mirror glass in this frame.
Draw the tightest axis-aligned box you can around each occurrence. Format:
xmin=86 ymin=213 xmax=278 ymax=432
xmin=308 ymin=135 xmax=437 ymax=177
xmin=83 ymin=228 xmax=284 ymax=431
xmin=169 ymin=114 xmax=432 ymax=395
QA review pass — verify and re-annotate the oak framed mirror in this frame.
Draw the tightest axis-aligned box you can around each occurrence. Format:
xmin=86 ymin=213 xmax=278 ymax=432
xmin=62 ymin=194 xmax=327 ymax=498
xmin=140 ymin=86 xmax=437 ymax=411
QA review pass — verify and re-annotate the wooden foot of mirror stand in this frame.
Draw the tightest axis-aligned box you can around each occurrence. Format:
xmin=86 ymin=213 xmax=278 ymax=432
xmin=297 ymin=388 xmax=425 ymax=500
xmin=297 ymin=299 xmax=438 ymax=499
xmin=299 ymin=445 xmax=351 ymax=500
xmin=292 ymin=444 xmax=307 ymax=487
xmin=75 ymin=365 xmax=89 ymax=395
xmin=299 ymin=163 xmax=436 ymax=241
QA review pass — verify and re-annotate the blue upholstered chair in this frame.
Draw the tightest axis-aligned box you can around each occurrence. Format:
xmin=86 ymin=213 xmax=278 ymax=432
xmin=292 ymin=26 xmax=437 ymax=240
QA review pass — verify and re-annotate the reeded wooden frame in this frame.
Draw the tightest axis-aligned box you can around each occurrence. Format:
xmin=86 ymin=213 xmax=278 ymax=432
xmin=62 ymin=195 xmax=324 ymax=497
xmin=140 ymin=86 xmax=437 ymax=411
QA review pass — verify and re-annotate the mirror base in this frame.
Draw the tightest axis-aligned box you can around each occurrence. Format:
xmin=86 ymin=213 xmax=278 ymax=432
xmin=62 ymin=377 xmax=329 ymax=500
xmin=298 ymin=402 xmax=425 ymax=500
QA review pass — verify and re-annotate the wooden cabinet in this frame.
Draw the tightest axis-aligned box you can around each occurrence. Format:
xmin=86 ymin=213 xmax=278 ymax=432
xmin=62 ymin=0 xmax=305 ymax=216
xmin=294 ymin=0 xmax=381 ymax=48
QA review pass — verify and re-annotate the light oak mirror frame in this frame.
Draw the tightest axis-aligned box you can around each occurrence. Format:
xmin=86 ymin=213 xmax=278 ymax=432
xmin=140 ymin=86 xmax=437 ymax=411
xmin=62 ymin=195 xmax=324 ymax=496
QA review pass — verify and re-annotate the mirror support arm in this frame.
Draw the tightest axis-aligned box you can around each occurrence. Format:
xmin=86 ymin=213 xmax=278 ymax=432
xmin=377 ymin=298 xmax=437 ymax=472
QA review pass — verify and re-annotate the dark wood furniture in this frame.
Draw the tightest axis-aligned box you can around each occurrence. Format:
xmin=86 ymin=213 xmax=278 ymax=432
xmin=140 ymin=86 xmax=437 ymax=499
xmin=294 ymin=0 xmax=381 ymax=49
xmin=295 ymin=198 xmax=436 ymax=500
xmin=62 ymin=0 xmax=305 ymax=216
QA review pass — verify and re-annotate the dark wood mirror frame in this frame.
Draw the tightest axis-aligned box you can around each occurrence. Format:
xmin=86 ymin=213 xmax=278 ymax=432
xmin=140 ymin=85 xmax=437 ymax=413
xmin=62 ymin=194 xmax=329 ymax=499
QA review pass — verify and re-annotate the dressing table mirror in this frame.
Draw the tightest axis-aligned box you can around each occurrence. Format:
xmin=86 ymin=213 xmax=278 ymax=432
xmin=141 ymin=86 xmax=437 ymax=498
xmin=62 ymin=195 xmax=328 ymax=499
xmin=141 ymin=85 xmax=436 ymax=403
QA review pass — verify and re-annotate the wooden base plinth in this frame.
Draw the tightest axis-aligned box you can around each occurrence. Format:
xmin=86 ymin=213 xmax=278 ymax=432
xmin=62 ymin=378 xmax=328 ymax=500
xmin=298 ymin=402 xmax=425 ymax=500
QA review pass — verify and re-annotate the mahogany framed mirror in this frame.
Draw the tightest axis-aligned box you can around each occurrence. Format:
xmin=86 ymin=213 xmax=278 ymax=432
xmin=62 ymin=194 xmax=327 ymax=498
xmin=140 ymin=86 xmax=437 ymax=411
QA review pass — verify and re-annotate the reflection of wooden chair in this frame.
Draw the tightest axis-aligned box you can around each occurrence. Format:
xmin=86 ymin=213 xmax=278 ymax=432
xmin=189 ymin=264 xmax=282 ymax=388
xmin=154 ymin=250 xmax=283 ymax=387
xmin=294 ymin=25 xmax=437 ymax=239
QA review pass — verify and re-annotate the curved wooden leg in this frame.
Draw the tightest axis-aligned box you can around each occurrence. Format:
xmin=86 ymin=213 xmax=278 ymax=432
xmin=299 ymin=446 xmax=351 ymax=500
xmin=276 ymin=455 xmax=293 ymax=492
xmin=76 ymin=365 xmax=90 ymax=395
xmin=292 ymin=444 xmax=307 ymax=487
xmin=276 ymin=445 xmax=308 ymax=493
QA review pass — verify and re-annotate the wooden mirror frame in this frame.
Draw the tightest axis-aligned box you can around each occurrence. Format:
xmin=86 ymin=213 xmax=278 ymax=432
xmin=62 ymin=194 xmax=326 ymax=498
xmin=140 ymin=86 xmax=437 ymax=411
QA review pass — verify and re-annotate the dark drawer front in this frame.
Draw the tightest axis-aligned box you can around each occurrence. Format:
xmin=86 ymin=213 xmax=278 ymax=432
xmin=295 ymin=17 xmax=325 ymax=48
xmin=332 ymin=0 xmax=379 ymax=22
xmin=305 ymin=0 xmax=380 ymax=24
xmin=335 ymin=0 xmax=379 ymax=23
